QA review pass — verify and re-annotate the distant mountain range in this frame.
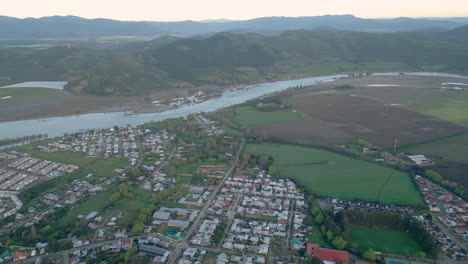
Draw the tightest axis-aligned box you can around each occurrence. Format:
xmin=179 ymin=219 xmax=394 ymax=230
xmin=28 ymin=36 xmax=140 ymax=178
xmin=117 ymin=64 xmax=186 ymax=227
xmin=0 ymin=15 xmax=467 ymax=37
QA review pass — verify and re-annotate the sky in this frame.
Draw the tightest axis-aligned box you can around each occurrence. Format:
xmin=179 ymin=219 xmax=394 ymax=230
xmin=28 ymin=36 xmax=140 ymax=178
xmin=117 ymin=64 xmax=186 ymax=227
xmin=2 ymin=0 xmax=468 ymax=21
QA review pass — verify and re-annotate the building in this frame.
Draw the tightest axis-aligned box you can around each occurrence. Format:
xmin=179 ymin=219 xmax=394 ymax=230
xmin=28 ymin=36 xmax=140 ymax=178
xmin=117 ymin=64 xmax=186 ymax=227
xmin=408 ymin=155 xmax=432 ymax=165
xmin=13 ymin=252 xmax=27 ymax=261
xmin=306 ymin=243 xmax=350 ymax=264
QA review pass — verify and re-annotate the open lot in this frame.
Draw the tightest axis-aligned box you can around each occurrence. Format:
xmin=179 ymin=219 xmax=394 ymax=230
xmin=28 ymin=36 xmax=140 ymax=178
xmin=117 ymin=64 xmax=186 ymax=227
xmin=233 ymin=106 xmax=310 ymax=127
xmin=350 ymin=225 xmax=423 ymax=255
xmin=246 ymin=143 xmax=423 ymax=205
xmin=62 ymin=185 xmax=152 ymax=223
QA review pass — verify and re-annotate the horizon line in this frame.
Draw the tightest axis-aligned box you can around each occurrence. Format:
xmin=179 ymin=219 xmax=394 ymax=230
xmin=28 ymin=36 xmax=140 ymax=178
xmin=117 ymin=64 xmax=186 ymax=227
xmin=1 ymin=14 xmax=468 ymax=23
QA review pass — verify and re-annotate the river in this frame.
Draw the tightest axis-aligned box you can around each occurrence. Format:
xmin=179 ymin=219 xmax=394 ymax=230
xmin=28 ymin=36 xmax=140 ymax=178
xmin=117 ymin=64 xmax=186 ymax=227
xmin=1 ymin=72 xmax=467 ymax=140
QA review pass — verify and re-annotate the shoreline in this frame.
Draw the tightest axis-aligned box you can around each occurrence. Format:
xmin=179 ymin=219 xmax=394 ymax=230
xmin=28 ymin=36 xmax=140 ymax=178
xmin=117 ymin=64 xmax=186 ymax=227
xmin=1 ymin=69 xmax=466 ymax=124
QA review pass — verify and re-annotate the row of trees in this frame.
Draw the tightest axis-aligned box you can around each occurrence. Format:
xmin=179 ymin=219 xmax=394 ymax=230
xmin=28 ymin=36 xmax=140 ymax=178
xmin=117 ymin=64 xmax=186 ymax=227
xmin=413 ymin=166 xmax=466 ymax=200
xmin=345 ymin=210 xmax=438 ymax=258
xmin=0 ymin=134 xmax=47 ymax=147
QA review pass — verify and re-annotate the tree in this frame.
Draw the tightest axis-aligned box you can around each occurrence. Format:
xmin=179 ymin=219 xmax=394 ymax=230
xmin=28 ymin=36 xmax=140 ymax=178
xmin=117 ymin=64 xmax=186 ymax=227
xmin=425 ymin=170 xmax=442 ymax=183
xmin=331 ymin=236 xmax=347 ymax=250
xmin=268 ymin=165 xmax=277 ymax=176
xmin=311 ymin=207 xmax=320 ymax=217
xmin=110 ymin=192 xmax=121 ymax=203
xmin=132 ymin=222 xmax=144 ymax=235
xmin=124 ymin=246 xmax=137 ymax=262
xmin=314 ymin=213 xmax=324 ymax=225
xmin=455 ymin=186 xmax=465 ymax=196
xmin=363 ymin=248 xmax=376 ymax=261
xmin=426 ymin=213 xmax=432 ymax=221
xmin=326 ymin=230 xmax=334 ymax=241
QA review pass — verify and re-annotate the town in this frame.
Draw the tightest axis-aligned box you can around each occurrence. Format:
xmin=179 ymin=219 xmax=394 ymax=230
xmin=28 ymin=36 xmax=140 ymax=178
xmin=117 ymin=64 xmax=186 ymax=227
xmin=0 ymin=113 xmax=467 ymax=264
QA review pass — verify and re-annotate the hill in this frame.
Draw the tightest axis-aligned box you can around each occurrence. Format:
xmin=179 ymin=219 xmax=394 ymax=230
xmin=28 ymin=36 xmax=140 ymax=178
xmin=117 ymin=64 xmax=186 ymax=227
xmin=0 ymin=15 xmax=466 ymax=38
xmin=0 ymin=15 xmax=159 ymax=37
xmin=1 ymin=30 xmax=468 ymax=95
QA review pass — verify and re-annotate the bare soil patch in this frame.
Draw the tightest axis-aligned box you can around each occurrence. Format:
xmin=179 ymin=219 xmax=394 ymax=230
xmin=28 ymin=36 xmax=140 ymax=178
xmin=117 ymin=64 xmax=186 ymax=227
xmin=284 ymin=93 xmax=466 ymax=148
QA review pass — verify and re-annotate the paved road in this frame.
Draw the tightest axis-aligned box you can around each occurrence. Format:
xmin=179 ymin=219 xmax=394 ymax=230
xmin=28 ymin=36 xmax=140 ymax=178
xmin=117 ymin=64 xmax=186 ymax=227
xmin=167 ymin=139 xmax=245 ymax=264
xmin=217 ymin=192 xmax=242 ymax=250
xmin=284 ymin=200 xmax=295 ymax=257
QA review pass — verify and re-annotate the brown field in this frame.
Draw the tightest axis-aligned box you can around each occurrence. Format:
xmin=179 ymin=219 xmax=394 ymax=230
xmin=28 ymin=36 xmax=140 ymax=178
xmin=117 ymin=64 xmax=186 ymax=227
xmin=253 ymin=119 xmax=353 ymax=146
xmin=284 ymin=93 xmax=466 ymax=148
xmin=432 ymin=161 xmax=468 ymax=189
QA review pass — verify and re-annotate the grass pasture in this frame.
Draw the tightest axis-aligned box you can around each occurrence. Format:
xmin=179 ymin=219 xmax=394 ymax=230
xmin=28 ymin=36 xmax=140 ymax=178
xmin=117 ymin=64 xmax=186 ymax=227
xmin=406 ymin=93 xmax=468 ymax=126
xmin=350 ymin=225 xmax=422 ymax=255
xmin=0 ymin=87 xmax=66 ymax=103
xmin=246 ymin=143 xmax=423 ymax=205
xmin=234 ymin=106 xmax=310 ymax=127
xmin=403 ymin=132 xmax=468 ymax=164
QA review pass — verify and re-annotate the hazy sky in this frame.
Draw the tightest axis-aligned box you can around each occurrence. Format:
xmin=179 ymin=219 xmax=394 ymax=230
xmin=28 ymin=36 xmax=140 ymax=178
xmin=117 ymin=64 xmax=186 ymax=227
xmin=3 ymin=0 xmax=468 ymax=21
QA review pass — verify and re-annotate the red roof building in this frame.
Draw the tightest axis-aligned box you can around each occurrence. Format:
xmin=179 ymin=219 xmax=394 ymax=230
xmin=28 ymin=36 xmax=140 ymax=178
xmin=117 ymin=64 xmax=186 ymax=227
xmin=306 ymin=243 xmax=350 ymax=264
xmin=13 ymin=252 xmax=27 ymax=261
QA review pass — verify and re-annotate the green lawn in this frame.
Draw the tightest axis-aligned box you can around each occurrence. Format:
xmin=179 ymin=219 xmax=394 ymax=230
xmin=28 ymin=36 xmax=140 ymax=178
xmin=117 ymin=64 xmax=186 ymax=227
xmin=0 ymin=87 xmax=66 ymax=102
xmin=62 ymin=185 xmax=151 ymax=223
xmin=62 ymin=187 xmax=116 ymax=221
xmin=350 ymin=225 xmax=423 ymax=255
xmin=402 ymin=132 xmax=468 ymax=164
xmin=233 ymin=106 xmax=310 ymax=127
xmin=247 ymin=143 xmax=423 ymax=206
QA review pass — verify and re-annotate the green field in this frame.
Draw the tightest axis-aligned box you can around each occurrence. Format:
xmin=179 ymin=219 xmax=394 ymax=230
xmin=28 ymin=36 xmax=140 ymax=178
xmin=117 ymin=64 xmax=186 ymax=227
xmin=398 ymin=93 xmax=468 ymax=126
xmin=246 ymin=143 xmax=423 ymax=205
xmin=0 ymin=87 xmax=67 ymax=102
xmin=350 ymin=225 xmax=423 ymax=255
xmin=62 ymin=185 xmax=152 ymax=222
xmin=403 ymin=132 xmax=468 ymax=164
xmin=233 ymin=106 xmax=310 ymax=127
xmin=19 ymin=150 xmax=128 ymax=205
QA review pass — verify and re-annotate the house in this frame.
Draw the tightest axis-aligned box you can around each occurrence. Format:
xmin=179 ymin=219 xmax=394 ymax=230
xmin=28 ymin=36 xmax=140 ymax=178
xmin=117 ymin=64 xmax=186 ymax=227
xmin=13 ymin=252 xmax=27 ymax=261
xmin=306 ymin=243 xmax=350 ymax=264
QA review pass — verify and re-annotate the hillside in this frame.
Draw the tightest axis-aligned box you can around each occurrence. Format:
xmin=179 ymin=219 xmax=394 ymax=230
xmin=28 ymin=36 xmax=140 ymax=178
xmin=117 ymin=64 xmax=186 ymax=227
xmin=1 ymin=30 xmax=468 ymax=95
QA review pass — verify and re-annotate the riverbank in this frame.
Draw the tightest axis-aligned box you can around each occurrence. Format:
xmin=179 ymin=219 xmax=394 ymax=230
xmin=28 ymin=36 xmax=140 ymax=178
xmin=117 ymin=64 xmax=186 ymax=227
xmin=0 ymin=85 xmax=223 ymax=122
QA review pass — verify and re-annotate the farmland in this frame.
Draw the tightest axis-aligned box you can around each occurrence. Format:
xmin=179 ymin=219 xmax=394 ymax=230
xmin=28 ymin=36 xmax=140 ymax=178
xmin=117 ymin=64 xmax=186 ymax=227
xmin=403 ymin=133 xmax=468 ymax=164
xmin=246 ymin=143 xmax=423 ymax=205
xmin=0 ymin=87 xmax=66 ymax=102
xmin=349 ymin=225 xmax=423 ymax=255
xmin=233 ymin=106 xmax=310 ymax=127
xmin=252 ymin=119 xmax=353 ymax=146
xmin=284 ymin=93 xmax=465 ymax=148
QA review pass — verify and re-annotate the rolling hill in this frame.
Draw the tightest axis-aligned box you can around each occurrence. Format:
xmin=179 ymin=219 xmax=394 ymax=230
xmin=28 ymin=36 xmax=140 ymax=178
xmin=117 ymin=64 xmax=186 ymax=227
xmin=1 ymin=29 xmax=468 ymax=95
